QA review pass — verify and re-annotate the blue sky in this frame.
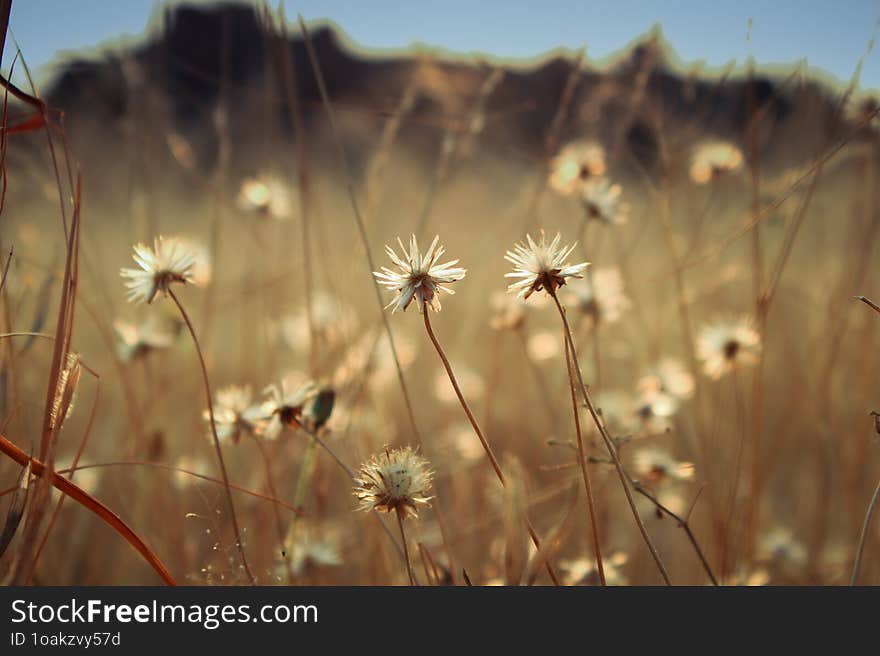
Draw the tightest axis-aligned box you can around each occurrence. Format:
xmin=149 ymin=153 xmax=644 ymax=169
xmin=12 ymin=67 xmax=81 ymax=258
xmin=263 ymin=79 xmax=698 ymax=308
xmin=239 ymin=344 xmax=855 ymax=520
xmin=6 ymin=0 xmax=880 ymax=92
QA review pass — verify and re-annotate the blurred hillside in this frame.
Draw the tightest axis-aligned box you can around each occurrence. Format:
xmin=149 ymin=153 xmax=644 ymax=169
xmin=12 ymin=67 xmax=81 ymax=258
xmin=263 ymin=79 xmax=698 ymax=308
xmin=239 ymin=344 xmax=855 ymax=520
xmin=6 ymin=2 xmax=874 ymax=194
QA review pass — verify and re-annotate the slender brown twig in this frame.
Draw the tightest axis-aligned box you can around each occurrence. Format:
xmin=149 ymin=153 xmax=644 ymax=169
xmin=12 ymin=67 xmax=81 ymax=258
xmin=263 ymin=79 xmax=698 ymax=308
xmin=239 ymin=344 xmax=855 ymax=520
xmin=548 ymin=289 xmax=671 ymax=584
xmin=851 ymin=476 xmax=880 ymax=585
xmin=396 ymin=508 xmax=416 ymax=585
xmin=633 ymin=481 xmax=718 ymax=585
xmin=168 ymin=289 xmax=255 ymax=585
xmin=297 ymin=15 xmax=423 ymax=444
xmin=851 ymin=295 xmax=880 ymax=585
xmin=422 ymin=309 xmax=561 ymax=585
xmin=563 ymin=330 xmax=605 ymax=585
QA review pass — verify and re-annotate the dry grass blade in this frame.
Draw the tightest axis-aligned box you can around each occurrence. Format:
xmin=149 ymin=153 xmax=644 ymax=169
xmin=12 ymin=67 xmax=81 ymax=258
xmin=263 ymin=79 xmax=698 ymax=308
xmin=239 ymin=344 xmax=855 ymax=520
xmin=502 ymin=455 xmax=529 ymax=586
xmin=296 ymin=14 xmax=423 ymax=443
xmin=524 ymin=484 xmax=578 ymax=586
xmin=0 ymin=433 xmax=175 ymax=585
xmin=855 ymin=295 xmax=880 ymax=315
xmin=0 ymin=247 xmax=12 ymax=296
xmin=0 ymin=458 xmax=30 ymax=559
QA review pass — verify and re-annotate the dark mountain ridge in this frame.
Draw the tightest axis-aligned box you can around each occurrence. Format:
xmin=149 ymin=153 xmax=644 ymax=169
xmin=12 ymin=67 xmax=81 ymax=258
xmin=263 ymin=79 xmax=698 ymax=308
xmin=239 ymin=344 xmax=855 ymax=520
xmin=10 ymin=3 xmax=876 ymax=187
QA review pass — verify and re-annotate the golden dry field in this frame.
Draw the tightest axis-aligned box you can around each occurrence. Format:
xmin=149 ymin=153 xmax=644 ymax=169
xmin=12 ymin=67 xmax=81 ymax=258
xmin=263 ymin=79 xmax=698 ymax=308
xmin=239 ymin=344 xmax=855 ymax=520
xmin=2 ymin=2 xmax=880 ymax=586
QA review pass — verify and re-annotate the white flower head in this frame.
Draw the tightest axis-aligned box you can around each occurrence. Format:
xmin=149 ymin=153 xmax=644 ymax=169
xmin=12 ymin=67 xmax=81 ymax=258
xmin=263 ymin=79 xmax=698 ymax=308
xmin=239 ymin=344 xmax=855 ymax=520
xmin=281 ymin=522 xmax=342 ymax=577
xmin=489 ymin=290 xmax=529 ymax=331
xmin=582 ymin=177 xmax=627 ymax=225
xmin=113 ymin=315 xmax=180 ymax=362
xmin=633 ymin=388 xmax=679 ymax=434
xmin=548 ymin=140 xmax=607 ymax=196
xmin=561 ymin=551 xmax=629 ymax=586
xmin=237 ymin=174 xmax=293 ymax=221
xmin=205 ymin=385 xmax=263 ymax=444
xmin=504 ymin=232 xmax=589 ymax=300
xmin=638 ymin=358 xmax=695 ymax=401
xmin=632 ymin=448 xmax=695 ymax=484
xmin=566 ymin=267 xmax=631 ymax=325
xmin=373 ymin=235 xmax=466 ymax=313
xmin=120 ymin=236 xmax=196 ymax=304
xmin=353 ymin=445 xmax=434 ymax=519
xmin=689 ymin=140 xmax=743 ymax=184
xmin=758 ymin=527 xmax=807 ymax=569
xmin=254 ymin=376 xmax=318 ymax=439
xmin=697 ymin=317 xmax=761 ymax=380
xmin=270 ymin=292 xmax=357 ymax=354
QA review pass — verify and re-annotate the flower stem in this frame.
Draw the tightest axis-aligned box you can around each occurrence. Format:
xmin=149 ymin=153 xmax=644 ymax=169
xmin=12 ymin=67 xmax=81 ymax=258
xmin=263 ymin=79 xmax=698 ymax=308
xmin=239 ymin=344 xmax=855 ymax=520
xmin=851 ymin=476 xmax=880 ymax=585
xmin=422 ymin=309 xmax=561 ymax=585
xmin=297 ymin=424 xmax=411 ymax=571
xmin=563 ymin=332 xmax=606 ymax=585
xmin=168 ymin=289 xmax=256 ymax=585
xmin=549 ymin=289 xmax=672 ymax=585
xmin=396 ymin=508 xmax=416 ymax=586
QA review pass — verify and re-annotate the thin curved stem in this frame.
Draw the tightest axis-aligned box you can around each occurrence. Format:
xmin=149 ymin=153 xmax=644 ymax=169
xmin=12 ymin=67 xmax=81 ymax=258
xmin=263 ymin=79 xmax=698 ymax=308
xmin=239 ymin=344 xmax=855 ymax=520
xmin=422 ymin=309 xmax=560 ymax=585
xmin=564 ymin=332 xmax=605 ymax=585
xmin=0 ymin=460 xmax=304 ymax=514
xmin=251 ymin=435 xmax=293 ymax=581
xmin=396 ymin=508 xmax=416 ymax=585
xmin=0 ymin=434 xmax=175 ymax=585
xmin=298 ymin=16 xmax=422 ymax=445
xmin=549 ymin=289 xmax=671 ymax=585
xmin=168 ymin=289 xmax=255 ymax=585
xmin=851 ymin=476 xmax=880 ymax=585
xmin=297 ymin=424 xmax=409 ymax=567
xmin=633 ymin=482 xmax=718 ymax=585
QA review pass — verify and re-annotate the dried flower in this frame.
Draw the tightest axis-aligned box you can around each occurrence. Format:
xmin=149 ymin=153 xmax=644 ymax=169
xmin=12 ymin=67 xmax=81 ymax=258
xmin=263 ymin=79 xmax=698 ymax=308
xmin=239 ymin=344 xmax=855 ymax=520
xmin=581 ymin=177 xmax=627 ymax=225
xmin=758 ymin=527 xmax=807 ymax=569
xmin=489 ymin=291 xmax=528 ymax=331
xmin=254 ymin=376 xmax=318 ymax=439
xmin=353 ymin=446 xmax=434 ymax=519
xmin=632 ymin=448 xmax=694 ymax=483
xmin=689 ymin=140 xmax=743 ymax=184
xmin=633 ymin=389 xmax=679 ymax=434
xmin=113 ymin=316 xmax=180 ymax=362
xmin=638 ymin=358 xmax=695 ymax=401
xmin=120 ymin=236 xmax=196 ymax=304
xmin=205 ymin=385 xmax=264 ymax=444
xmin=566 ymin=267 xmax=630 ymax=325
xmin=697 ymin=317 xmax=761 ymax=380
xmin=281 ymin=522 xmax=342 ymax=577
xmin=727 ymin=566 xmax=771 ymax=587
xmin=333 ymin=330 xmax=418 ymax=390
xmin=548 ymin=140 xmax=607 ymax=196
xmin=505 ymin=232 xmax=589 ymax=300
xmin=237 ymin=174 xmax=293 ymax=221
xmin=271 ymin=293 xmax=357 ymax=354
xmin=561 ymin=551 xmax=628 ymax=586
xmin=374 ymin=235 xmax=466 ymax=313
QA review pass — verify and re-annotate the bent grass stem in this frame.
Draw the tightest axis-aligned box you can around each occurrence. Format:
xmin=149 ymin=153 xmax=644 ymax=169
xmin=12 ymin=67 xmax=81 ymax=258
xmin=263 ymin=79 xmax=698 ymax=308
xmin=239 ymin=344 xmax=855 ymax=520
xmin=564 ymin=333 xmax=606 ymax=585
xmin=422 ymin=309 xmax=560 ymax=585
xmin=549 ymin=289 xmax=671 ymax=585
xmin=168 ymin=289 xmax=255 ymax=585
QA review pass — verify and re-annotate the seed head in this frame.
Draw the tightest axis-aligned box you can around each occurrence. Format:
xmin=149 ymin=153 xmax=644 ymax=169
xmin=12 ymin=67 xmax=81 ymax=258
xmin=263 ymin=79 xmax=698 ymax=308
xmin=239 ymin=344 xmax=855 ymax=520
xmin=353 ymin=446 xmax=434 ymax=519
xmin=504 ymin=232 xmax=589 ymax=300
xmin=373 ymin=235 xmax=466 ymax=313
xmin=120 ymin=236 xmax=197 ymax=304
